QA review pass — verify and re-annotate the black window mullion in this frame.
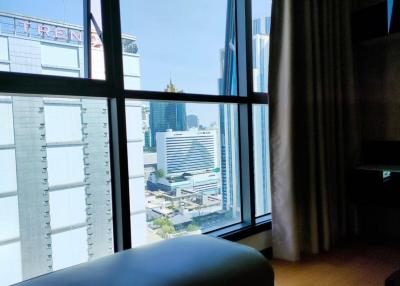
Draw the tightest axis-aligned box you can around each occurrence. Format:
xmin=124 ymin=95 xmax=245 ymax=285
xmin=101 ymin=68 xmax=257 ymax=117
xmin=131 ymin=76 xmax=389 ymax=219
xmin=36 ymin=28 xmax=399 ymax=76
xmin=236 ymin=0 xmax=256 ymax=226
xmin=0 ymin=72 xmax=111 ymax=97
xmin=101 ymin=0 xmax=132 ymax=251
xmin=83 ymin=0 xmax=91 ymax=79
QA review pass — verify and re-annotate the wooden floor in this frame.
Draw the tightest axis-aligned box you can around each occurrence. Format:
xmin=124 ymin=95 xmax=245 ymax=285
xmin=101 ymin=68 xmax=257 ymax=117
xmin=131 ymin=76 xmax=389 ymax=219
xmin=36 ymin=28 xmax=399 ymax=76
xmin=271 ymin=240 xmax=400 ymax=286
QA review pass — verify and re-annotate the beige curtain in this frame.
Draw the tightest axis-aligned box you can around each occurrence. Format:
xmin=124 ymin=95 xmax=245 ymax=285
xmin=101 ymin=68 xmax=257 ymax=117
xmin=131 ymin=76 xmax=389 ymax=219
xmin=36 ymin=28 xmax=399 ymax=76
xmin=269 ymin=0 xmax=360 ymax=261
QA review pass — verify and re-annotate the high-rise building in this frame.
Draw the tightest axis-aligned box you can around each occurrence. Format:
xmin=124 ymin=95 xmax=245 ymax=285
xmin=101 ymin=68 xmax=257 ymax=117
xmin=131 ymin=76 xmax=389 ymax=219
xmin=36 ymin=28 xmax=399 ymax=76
xmin=144 ymin=130 xmax=152 ymax=149
xmin=186 ymin=114 xmax=199 ymax=129
xmin=252 ymin=17 xmax=271 ymax=36
xmin=253 ymin=105 xmax=270 ymax=215
xmin=252 ymin=17 xmax=271 ymax=215
xmin=0 ymin=12 xmax=144 ymax=285
xmin=219 ymin=0 xmax=240 ymax=218
xmin=149 ymin=81 xmax=187 ymax=147
xmin=219 ymin=104 xmax=240 ymax=214
xmin=217 ymin=6 xmax=271 ymax=217
xmin=252 ymin=17 xmax=271 ymax=93
xmin=388 ymin=0 xmax=400 ymax=33
xmin=156 ymin=130 xmax=219 ymax=176
xmin=149 ymin=129 xmax=222 ymax=230
xmin=141 ymin=106 xmax=152 ymax=149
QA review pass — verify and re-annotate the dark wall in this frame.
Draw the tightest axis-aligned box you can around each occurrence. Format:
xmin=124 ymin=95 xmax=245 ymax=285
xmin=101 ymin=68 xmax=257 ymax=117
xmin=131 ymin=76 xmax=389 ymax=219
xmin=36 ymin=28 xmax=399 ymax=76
xmin=353 ymin=0 xmax=385 ymax=10
xmin=353 ymin=0 xmax=400 ymax=163
xmin=352 ymin=169 xmax=400 ymax=240
xmin=357 ymin=35 xmax=400 ymax=142
xmin=352 ymin=0 xmax=400 ymax=239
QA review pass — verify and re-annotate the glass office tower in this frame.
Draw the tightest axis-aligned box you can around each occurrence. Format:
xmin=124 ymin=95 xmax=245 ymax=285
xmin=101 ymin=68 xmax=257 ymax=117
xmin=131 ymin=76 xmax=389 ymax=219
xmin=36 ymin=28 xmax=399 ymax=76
xmin=149 ymin=81 xmax=187 ymax=147
xmin=219 ymin=0 xmax=241 ymax=219
xmin=218 ymin=2 xmax=271 ymax=217
xmin=252 ymin=16 xmax=271 ymax=216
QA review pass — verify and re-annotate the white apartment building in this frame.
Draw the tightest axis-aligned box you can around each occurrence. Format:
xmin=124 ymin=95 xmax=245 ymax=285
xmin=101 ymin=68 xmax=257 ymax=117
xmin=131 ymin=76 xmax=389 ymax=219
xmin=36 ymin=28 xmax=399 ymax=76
xmin=156 ymin=129 xmax=219 ymax=177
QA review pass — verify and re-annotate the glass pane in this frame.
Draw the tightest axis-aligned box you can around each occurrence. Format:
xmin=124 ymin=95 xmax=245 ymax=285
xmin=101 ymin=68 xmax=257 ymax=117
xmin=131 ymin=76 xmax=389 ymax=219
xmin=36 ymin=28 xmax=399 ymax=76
xmin=0 ymin=150 xmax=17 ymax=194
xmin=47 ymin=146 xmax=85 ymax=186
xmin=52 ymin=227 xmax=89 ymax=271
xmin=120 ymin=0 xmax=237 ymax=95
xmin=0 ymin=94 xmax=113 ymax=284
xmin=253 ymin=105 xmax=271 ymax=216
xmin=0 ymin=1 xmax=104 ymax=79
xmin=126 ymin=99 xmax=241 ymax=247
xmin=0 ymin=242 xmax=22 ymax=286
xmin=49 ymin=187 xmax=87 ymax=230
xmin=0 ymin=99 xmax=14 ymax=145
xmin=252 ymin=0 xmax=272 ymax=93
xmin=0 ymin=196 xmax=20 ymax=241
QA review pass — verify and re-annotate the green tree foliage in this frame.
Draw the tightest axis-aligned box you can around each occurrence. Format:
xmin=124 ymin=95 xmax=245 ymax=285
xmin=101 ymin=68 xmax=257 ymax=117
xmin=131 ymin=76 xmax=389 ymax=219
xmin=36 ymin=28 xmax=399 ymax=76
xmin=155 ymin=169 xmax=165 ymax=178
xmin=186 ymin=224 xmax=200 ymax=232
xmin=153 ymin=217 xmax=176 ymax=237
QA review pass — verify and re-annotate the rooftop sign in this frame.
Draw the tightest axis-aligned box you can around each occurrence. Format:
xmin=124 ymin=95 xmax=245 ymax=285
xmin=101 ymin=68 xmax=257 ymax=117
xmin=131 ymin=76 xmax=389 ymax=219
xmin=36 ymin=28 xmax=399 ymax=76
xmin=0 ymin=13 xmax=138 ymax=54
xmin=0 ymin=14 xmax=83 ymax=45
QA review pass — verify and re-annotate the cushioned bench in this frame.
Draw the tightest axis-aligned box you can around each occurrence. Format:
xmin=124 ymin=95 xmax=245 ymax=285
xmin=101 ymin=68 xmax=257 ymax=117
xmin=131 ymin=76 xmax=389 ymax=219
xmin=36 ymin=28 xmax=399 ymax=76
xmin=15 ymin=235 xmax=274 ymax=286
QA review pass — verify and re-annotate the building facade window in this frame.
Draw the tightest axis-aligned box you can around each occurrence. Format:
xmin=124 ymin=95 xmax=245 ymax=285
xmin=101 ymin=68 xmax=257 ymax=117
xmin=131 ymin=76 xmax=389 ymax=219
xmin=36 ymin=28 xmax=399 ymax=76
xmin=0 ymin=0 xmax=272 ymax=284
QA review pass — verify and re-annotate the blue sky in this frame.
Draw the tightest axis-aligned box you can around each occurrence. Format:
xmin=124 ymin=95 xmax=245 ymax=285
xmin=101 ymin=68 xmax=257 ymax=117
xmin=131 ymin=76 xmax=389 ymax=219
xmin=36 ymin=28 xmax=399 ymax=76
xmin=0 ymin=0 xmax=271 ymax=126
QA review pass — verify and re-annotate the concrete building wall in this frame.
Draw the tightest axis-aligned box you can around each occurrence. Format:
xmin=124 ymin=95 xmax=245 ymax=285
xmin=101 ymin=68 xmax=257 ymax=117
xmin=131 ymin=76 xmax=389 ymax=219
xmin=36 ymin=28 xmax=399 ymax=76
xmin=126 ymin=101 xmax=147 ymax=247
xmin=0 ymin=13 xmax=143 ymax=285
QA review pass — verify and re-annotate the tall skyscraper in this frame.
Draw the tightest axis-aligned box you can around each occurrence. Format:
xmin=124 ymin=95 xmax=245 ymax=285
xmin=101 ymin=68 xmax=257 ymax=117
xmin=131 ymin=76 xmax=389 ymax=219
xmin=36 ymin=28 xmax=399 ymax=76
xmin=0 ymin=12 xmax=143 ymax=285
xmin=149 ymin=80 xmax=187 ymax=147
xmin=253 ymin=105 xmax=270 ymax=215
xmin=252 ymin=17 xmax=270 ymax=93
xmin=252 ymin=17 xmax=271 ymax=35
xmin=218 ymin=4 xmax=271 ymax=217
xmin=219 ymin=0 xmax=241 ymax=218
xmin=186 ymin=114 xmax=199 ymax=129
xmin=252 ymin=17 xmax=271 ymax=215
xmin=388 ymin=0 xmax=400 ymax=33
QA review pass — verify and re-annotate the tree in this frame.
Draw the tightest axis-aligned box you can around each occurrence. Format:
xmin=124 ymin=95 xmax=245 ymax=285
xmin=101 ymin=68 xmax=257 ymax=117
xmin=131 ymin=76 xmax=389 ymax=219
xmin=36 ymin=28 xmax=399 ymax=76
xmin=160 ymin=224 xmax=175 ymax=235
xmin=153 ymin=217 xmax=176 ymax=238
xmin=155 ymin=169 xmax=165 ymax=178
xmin=153 ymin=217 xmax=172 ymax=227
xmin=186 ymin=224 xmax=200 ymax=232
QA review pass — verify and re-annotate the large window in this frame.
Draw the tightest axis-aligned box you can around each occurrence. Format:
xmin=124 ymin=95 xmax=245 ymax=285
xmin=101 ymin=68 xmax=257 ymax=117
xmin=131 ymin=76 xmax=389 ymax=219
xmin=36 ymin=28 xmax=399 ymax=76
xmin=0 ymin=0 xmax=271 ymax=284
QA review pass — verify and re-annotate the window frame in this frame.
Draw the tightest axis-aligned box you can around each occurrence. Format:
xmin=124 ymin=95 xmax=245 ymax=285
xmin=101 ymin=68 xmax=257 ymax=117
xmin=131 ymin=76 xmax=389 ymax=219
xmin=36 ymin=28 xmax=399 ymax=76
xmin=0 ymin=0 xmax=271 ymax=252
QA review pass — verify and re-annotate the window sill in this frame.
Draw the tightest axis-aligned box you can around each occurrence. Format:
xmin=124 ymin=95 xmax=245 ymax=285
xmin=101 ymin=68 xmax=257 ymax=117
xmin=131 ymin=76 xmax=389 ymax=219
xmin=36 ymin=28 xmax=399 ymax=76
xmin=207 ymin=215 xmax=272 ymax=242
